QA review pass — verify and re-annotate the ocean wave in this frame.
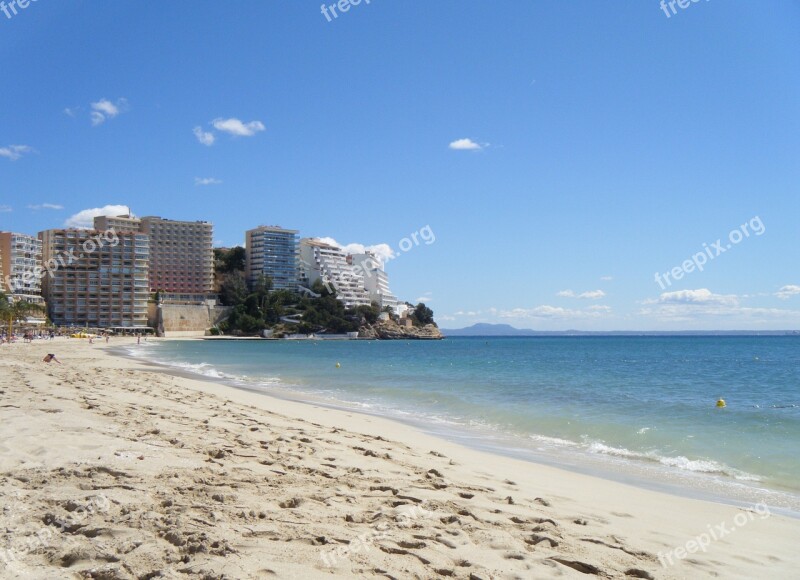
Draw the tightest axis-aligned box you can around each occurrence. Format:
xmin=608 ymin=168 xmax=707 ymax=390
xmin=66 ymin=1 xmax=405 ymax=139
xmin=528 ymin=434 xmax=580 ymax=447
xmin=164 ymin=361 xmax=229 ymax=379
xmin=587 ymin=442 xmax=646 ymax=460
xmin=586 ymin=442 xmax=762 ymax=482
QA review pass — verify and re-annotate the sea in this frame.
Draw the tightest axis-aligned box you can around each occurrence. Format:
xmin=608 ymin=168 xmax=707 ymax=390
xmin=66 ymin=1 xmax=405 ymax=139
xmin=124 ymin=336 xmax=800 ymax=515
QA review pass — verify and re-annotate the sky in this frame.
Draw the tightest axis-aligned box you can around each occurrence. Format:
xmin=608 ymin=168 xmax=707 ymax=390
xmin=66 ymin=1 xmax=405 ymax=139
xmin=1 ymin=0 xmax=799 ymax=330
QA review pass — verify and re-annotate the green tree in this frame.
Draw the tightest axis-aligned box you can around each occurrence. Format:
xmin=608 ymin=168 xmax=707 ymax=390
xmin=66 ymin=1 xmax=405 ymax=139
xmin=412 ymin=302 xmax=435 ymax=326
xmin=219 ymin=271 xmax=249 ymax=306
xmin=214 ymin=246 xmax=246 ymax=273
xmin=355 ymin=302 xmax=380 ymax=325
xmin=0 ymin=293 xmax=47 ymax=336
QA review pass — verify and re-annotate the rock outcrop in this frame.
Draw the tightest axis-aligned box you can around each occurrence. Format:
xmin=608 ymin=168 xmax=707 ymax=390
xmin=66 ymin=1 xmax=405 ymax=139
xmin=359 ymin=320 xmax=443 ymax=340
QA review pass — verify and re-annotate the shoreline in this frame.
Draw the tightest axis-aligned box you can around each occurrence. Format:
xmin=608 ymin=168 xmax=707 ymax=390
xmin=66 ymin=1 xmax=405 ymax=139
xmin=122 ymin=338 xmax=800 ymax=519
xmin=1 ymin=337 xmax=798 ymax=578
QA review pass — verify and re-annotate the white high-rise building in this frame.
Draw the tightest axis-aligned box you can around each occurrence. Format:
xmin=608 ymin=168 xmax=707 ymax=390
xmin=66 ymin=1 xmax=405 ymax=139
xmin=299 ymin=239 xmax=371 ymax=308
xmin=246 ymin=225 xmax=299 ymax=291
xmin=0 ymin=232 xmax=43 ymax=298
xmin=348 ymin=252 xmax=399 ymax=312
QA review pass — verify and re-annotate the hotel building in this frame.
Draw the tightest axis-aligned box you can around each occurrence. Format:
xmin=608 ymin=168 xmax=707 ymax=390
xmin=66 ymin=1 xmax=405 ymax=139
xmin=93 ymin=215 xmax=214 ymax=301
xmin=348 ymin=252 xmax=400 ymax=312
xmin=0 ymin=232 xmax=43 ymax=298
xmin=245 ymin=226 xmax=300 ymax=291
xmin=93 ymin=213 xmax=142 ymax=233
xmin=40 ymin=229 xmax=150 ymax=329
xmin=299 ymin=238 xmax=371 ymax=308
xmin=138 ymin=217 xmax=214 ymax=299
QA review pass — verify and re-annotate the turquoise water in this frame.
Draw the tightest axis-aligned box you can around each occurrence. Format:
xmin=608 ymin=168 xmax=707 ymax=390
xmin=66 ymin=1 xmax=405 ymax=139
xmin=127 ymin=336 xmax=800 ymax=512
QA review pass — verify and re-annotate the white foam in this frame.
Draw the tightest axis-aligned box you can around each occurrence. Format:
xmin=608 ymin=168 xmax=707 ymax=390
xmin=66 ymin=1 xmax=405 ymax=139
xmin=587 ymin=442 xmax=645 ymax=459
xmin=528 ymin=434 xmax=580 ymax=448
xmin=586 ymin=442 xmax=763 ymax=482
xmin=167 ymin=361 xmax=227 ymax=379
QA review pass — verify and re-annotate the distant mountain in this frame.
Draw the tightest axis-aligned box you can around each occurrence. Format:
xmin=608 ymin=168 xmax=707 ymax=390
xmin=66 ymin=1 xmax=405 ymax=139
xmin=441 ymin=323 xmax=539 ymax=336
xmin=440 ymin=323 xmax=800 ymax=337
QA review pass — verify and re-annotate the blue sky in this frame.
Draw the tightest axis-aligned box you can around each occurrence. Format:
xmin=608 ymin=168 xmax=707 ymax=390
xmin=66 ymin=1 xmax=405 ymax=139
xmin=1 ymin=0 xmax=799 ymax=330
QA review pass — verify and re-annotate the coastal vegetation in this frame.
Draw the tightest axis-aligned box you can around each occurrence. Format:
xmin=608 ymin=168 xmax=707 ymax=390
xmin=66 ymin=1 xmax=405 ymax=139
xmin=0 ymin=292 xmax=47 ymax=334
xmin=212 ymin=247 xmax=438 ymax=338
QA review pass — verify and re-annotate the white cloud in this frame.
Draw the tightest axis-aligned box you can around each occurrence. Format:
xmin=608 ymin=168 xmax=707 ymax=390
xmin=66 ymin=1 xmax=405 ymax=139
xmin=449 ymin=138 xmax=483 ymax=151
xmin=64 ymin=204 xmax=132 ymax=229
xmin=415 ymin=296 xmax=433 ymax=304
xmin=499 ymin=304 xmax=613 ymax=320
xmin=27 ymin=203 xmax=64 ymax=210
xmin=212 ymin=118 xmax=265 ymax=137
xmin=637 ymin=289 xmax=763 ymax=321
xmin=90 ymin=98 xmax=128 ymax=126
xmin=775 ymin=285 xmax=800 ymax=300
xmin=600 ymin=276 xmax=613 ymax=281
xmin=499 ymin=305 xmax=609 ymax=320
xmin=0 ymin=205 xmax=12 ymax=213
xmin=579 ymin=290 xmax=606 ymax=300
xmin=647 ymin=288 xmax=738 ymax=307
xmin=317 ymin=237 xmax=395 ymax=264
xmin=195 ymin=177 xmax=222 ymax=186
xmin=193 ymin=126 xmax=216 ymax=146
xmin=0 ymin=145 xmax=33 ymax=161
xmin=558 ymin=289 xmax=606 ymax=299
xmin=92 ymin=99 xmax=120 ymax=117
xmin=90 ymin=112 xmax=106 ymax=126
xmin=64 ymin=107 xmax=78 ymax=117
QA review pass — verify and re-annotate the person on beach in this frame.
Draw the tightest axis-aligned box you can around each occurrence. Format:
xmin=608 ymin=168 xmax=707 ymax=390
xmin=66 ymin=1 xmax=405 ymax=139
xmin=42 ymin=354 xmax=61 ymax=364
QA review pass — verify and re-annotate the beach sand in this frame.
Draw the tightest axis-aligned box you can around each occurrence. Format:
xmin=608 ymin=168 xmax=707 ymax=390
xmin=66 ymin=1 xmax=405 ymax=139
xmin=0 ymin=338 xmax=797 ymax=579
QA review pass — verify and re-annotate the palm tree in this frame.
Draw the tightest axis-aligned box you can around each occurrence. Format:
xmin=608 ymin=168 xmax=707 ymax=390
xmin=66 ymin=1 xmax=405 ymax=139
xmin=0 ymin=292 xmax=47 ymax=337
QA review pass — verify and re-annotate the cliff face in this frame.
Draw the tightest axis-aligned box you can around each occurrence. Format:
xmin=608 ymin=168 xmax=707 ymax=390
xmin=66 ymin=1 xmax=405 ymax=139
xmin=359 ymin=320 xmax=443 ymax=340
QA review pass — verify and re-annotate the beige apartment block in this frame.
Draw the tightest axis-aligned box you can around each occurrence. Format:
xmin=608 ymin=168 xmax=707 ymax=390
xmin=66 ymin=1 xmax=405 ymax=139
xmin=93 ymin=214 xmax=214 ymax=301
xmin=39 ymin=229 xmax=150 ymax=329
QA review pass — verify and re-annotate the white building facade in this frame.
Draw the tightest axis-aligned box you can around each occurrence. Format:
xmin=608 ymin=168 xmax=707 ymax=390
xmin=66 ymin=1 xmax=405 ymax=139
xmin=0 ymin=232 xmax=43 ymax=298
xmin=348 ymin=252 xmax=399 ymax=312
xmin=299 ymin=239 xmax=371 ymax=308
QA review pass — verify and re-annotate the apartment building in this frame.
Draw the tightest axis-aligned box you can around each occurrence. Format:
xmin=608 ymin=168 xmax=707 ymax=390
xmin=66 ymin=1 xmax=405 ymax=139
xmin=93 ymin=215 xmax=214 ymax=301
xmin=93 ymin=213 xmax=141 ymax=233
xmin=138 ymin=217 xmax=214 ymax=299
xmin=0 ymin=232 xmax=43 ymax=298
xmin=299 ymin=238 xmax=371 ymax=308
xmin=245 ymin=225 xmax=300 ymax=291
xmin=348 ymin=252 xmax=400 ymax=312
xmin=40 ymin=229 xmax=150 ymax=328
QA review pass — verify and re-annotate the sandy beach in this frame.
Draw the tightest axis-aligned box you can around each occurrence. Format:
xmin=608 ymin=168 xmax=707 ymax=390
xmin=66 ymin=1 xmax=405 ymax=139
xmin=0 ymin=338 xmax=797 ymax=579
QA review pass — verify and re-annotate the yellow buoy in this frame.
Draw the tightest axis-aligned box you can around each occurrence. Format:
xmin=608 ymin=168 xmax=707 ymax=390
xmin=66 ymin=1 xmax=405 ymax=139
xmin=336 ymin=362 xmax=341 ymax=368
xmin=716 ymin=398 xmax=726 ymax=408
